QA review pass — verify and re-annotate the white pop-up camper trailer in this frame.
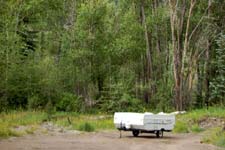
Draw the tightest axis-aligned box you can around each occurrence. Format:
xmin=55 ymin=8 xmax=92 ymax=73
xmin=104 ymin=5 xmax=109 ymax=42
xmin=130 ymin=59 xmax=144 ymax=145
xmin=114 ymin=112 xmax=175 ymax=138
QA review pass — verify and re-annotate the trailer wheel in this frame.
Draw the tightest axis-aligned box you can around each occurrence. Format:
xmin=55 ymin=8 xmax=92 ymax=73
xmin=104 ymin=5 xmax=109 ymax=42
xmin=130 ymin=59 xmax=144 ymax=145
xmin=132 ymin=130 xmax=139 ymax=137
xmin=156 ymin=130 xmax=163 ymax=138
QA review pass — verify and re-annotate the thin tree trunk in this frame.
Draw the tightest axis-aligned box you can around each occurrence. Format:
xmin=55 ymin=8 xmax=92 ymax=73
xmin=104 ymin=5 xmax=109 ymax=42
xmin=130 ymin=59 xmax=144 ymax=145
xmin=169 ymin=0 xmax=180 ymax=110
xmin=141 ymin=1 xmax=153 ymax=80
xmin=181 ymin=0 xmax=195 ymax=108
xmin=182 ymin=0 xmax=195 ymax=72
xmin=141 ymin=0 xmax=153 ymax=103
xmin=204 ymin=0 xmax=212 ymax=109
xmin=197 ymin=60 xmax=203 ymax=107
xmin=5 ymin=31 xmax=9 ymax=107
xmin=169 ymin=0 xmax=186 ymax=111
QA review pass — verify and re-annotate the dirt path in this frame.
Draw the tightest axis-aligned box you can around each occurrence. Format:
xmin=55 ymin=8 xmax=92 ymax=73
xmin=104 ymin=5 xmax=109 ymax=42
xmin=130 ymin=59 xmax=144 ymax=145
xmin=0 ymin=131 xmax=223 ymax=150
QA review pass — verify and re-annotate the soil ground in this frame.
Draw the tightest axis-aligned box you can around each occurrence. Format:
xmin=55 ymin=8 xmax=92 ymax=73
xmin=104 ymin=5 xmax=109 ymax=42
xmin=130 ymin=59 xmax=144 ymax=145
xmin=0 ymin=130 xmax=223 ymax=150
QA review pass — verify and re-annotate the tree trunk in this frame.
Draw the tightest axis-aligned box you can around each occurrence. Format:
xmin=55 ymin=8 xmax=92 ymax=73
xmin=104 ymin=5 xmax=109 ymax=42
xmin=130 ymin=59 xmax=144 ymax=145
xmin=181 ymin=0 xmax=196 ymax=108
xmin=196 ymin=60 xmax=203 ymax=108
xmin=141 ymin=1 xmax=153 ymax=81
xmin=204 ymin=0 xmax=212 ymax=109
xmin=169 ymin=0 xmax=182 ymax=110
xmin=141 ymin=0 xmax=153 ymax=103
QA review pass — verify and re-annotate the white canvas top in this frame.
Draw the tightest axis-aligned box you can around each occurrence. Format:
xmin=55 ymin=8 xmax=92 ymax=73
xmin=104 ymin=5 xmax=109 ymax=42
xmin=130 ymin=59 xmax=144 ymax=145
xmin=114 ymin=112 xmax=144 ymax=125
xmin=114 ymin=112 xmax=175 ymax=126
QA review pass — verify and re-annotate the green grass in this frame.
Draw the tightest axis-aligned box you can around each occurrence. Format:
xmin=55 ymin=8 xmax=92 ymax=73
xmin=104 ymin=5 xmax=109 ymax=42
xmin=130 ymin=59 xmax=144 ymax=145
xmin=174 ymin=107 xmax=225 ymax=133
xmin=25 ymin=125 xmax=38 ymax=134
xmin=190 ymin=124 xmax=204 ymax=133
xmin=173 ymin=107 xmax=225 ymax=148
xmin=202 ymin=127 xmax=225 ymax=148
xmin=78 ymin=122 xmax=95 ymax=132
xmin=0 ymin=123 xmax=23 ymax=137
xmin=180 ymin=107 xmax=225 ymax=122
xmin=173 ymin=121 xmax=189 ymax=133
xmin=0 ymin=111 xmax=114 ymax=138
xmin=0 ymin=111 xmax=47 ymax=138
xmin=0 ymin=111 xmax=48 ymax=126
xmin=0 ymin=107 xmax=224 ymax=148
xmin=52 ymin=113 xmax=114 ymax=132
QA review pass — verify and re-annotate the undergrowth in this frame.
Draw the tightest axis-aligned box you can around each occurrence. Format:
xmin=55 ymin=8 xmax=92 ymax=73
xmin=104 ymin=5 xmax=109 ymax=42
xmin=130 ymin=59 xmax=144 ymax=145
xmin=202 ymin=127 xmax=225 ymax=148
xmin=52 ymin=113 xmax=114 ymax=132
xmin=0 ymin=107 xmax=224 ymax=148
xmin=0 ymin=111 xmax=114 ymax=138
xmin=0 ymin=111 xmax=47 ymax=138
xmin=174 ymin=107 xmax=225 ymax=133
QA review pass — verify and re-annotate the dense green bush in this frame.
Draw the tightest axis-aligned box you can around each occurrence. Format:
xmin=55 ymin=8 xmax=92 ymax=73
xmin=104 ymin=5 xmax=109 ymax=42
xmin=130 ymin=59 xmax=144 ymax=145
xmin=203 ymin=127 xmax=225 ymax=148
xmin=173 ymin=121 xmax=189 ymax=133
xmin=101 ymin=93 xmax=144 ymax=112
xmin=0 ymin=98 xmax=8 ymax=112
xmin=78 ymin=122 xmax=95 ymax=132
xmin=28 ymin=95 xmax=46 ymax=110
xmin=190 ymin=124 xmax=204 ymax=133
xmin=119 ymin=93 xmax=144 ymax=112
xmin=56 ymin=93 xmax=83 ymax=112
xmin=210 ymin=34 xmax=225 ymax=105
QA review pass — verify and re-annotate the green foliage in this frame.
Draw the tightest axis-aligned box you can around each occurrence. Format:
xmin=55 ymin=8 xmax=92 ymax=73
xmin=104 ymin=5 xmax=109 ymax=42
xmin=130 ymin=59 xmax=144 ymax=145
xmin=202 ymin=127 xmax=225 ymax=148
xmin=101 ymin=93 xmax=144 ymax=112
xmin=182 ymin=107 xmax=225 ymax=122
xmin=210 ymin=34 xmax=225 ymax=105
xmin=0 ymin=124 xmax=17 ymax=138
xmin=119 ymin=93 xmax=144 ymax=112
xmin=28 ymin=95 xmax=45 ymax=110
xmin=0 ymin=111 xmax=114 ymax=137
xmin=173 ymin=121 xmax=189 ymax=133
xmin=151 ymin=79 xmax=174 ymax=112
xmin=56 ymin=93 xmax=83 ymax=112
xmin=174 ymin=107 xmax=225 ymax=133
xmin=0 ymin=98 xmax=8 ymax=112
xmin=78 ymin=122 xmax=95 ymax=132
xmin=0 ymin=111 xmax=47 ymax=138
xmin=190 ymin=124 xmax=204 ymax=133
xmin=0 ymin=0 xmax=224 ymax=112
xmin=52 ymin=113 xmax=114 ymax=131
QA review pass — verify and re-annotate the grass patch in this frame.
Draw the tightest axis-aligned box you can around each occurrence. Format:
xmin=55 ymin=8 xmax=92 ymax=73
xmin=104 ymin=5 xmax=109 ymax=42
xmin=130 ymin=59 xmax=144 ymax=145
xmin=0 ymin=124 xmax=25 ymax=138
xmin=174 ymin=107 xmax=225 ymax=133
xmin=1 ymin=106 xmax=223 ymax=148
xmin=202 ymin=127 xmax=225 ymax=148
xmin=173 ymin=107 xmax=225 ymax=148
xmin=78 ymin=122 xmax=95 ymax=132
xmin=173 ymin=121 xmax=189 ymax=133
xmin=190 ymin=124 xmax=204 ymax=133
xmin=0 ymin=111 xmax=47 ymax=138
xmin=180 ymin=107 xmax=225 ymax=123
xmin=53 ymin=114 xmax=114 ymax=131
xmin=25 ymin=125 xmax=38 ymax=134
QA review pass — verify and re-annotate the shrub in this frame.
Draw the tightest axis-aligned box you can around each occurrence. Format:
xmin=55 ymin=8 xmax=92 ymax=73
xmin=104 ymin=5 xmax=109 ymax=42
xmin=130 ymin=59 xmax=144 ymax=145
xmin=0 ymin=124 xmax=23 ymax=138
xmin=0 ymin=98 xmax=8 ymax=112
xmin=28 ymin=95 xmax=46 ymax=110
xmin=202 ymin=127 xmax=225 ymax=148
xmin=209 ymin=34 xmax=225 ymax=105
xmin=173 ymin=121 xmax=189 ymax=133
xmin=56 ymin=93 xmax=82 ymax=112
xmin=78 ymin=122 xmax=95 ymax=132
xmin=102 ymin=93 xmax=144 ymax=112
xmin=119 ymin=93 xmax=143 ymax=112
xmin=190 ymin=124 xmax=204 ymax=133
xmin=0 ymin=124 xmax=11 ymax=138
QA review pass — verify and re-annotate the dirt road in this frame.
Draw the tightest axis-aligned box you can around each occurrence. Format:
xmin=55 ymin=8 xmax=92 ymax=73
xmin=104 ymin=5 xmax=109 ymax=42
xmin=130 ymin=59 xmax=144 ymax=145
xmin=0 ymin=131 xmax=222 ymax=150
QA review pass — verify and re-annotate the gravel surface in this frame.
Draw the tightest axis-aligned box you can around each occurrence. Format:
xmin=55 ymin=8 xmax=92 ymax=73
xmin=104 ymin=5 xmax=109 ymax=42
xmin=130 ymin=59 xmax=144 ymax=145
xmin=0 ymin=131 xmax=223 ymax=150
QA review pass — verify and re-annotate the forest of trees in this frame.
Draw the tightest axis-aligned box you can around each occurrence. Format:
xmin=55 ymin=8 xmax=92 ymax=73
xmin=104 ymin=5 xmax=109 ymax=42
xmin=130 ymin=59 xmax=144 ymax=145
xmin=0 ymin=0 xmax=224 ymax=113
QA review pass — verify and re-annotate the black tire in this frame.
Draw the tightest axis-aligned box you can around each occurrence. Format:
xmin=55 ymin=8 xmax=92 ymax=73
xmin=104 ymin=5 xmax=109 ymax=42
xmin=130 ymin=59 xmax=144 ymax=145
xmin=132 ymin=130 xmax=140 ymax=137
xmin=156 ymin=130 xmax=163 ymax=138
